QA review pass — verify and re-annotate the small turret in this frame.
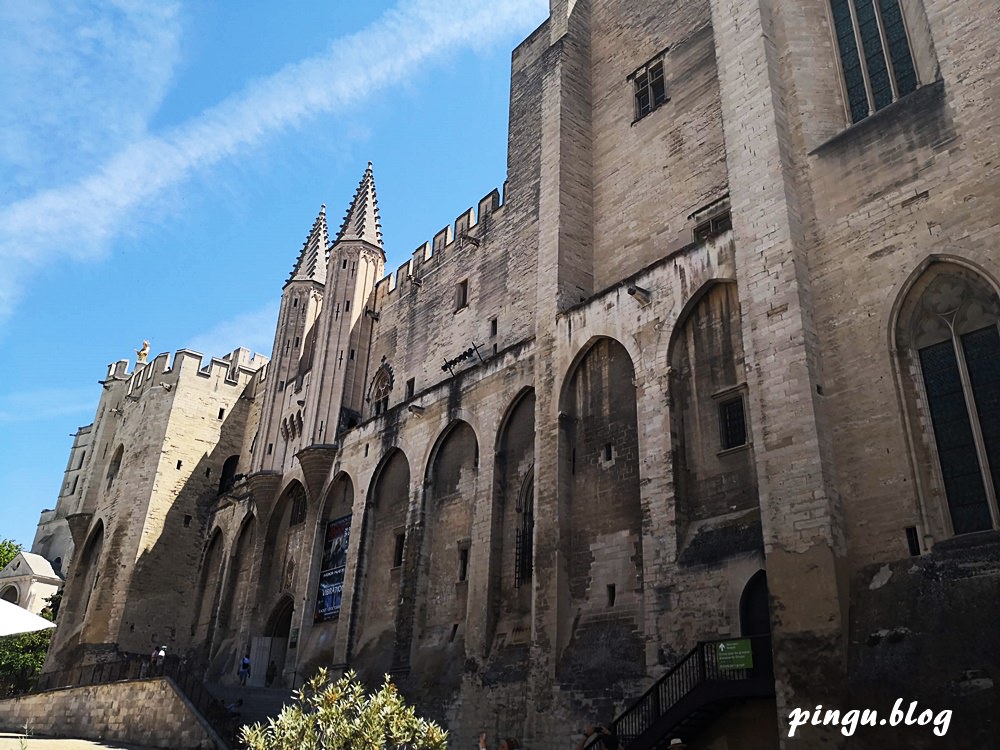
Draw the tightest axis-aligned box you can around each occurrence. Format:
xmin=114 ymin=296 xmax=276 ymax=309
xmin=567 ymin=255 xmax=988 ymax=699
xmin=335 ymin=162 xmax=383 ymax=249
xmin=287 ymin=204 xmax=330 ymax=286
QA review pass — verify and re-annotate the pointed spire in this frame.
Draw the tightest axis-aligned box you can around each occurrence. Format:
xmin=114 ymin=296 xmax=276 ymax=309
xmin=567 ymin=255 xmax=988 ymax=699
xmin=335 ymin=162 xmax=383 ymax=249
xmin=286 ymin=204 xmax=330 ymax=286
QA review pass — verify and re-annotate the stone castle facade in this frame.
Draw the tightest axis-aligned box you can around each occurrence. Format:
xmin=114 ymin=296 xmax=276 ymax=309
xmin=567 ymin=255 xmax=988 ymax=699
xmin=33 ymin=0 xmax=1000 ymax=747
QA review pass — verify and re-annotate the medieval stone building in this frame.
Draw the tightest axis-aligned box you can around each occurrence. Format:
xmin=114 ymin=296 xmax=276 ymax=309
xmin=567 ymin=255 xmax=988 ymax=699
xmin=32 ymin=0 xmax=1000 ymax=747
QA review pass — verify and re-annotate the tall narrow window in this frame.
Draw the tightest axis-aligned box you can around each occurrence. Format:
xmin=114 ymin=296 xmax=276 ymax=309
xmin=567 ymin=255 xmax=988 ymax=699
xmin=719 ymin=395 xmax=748 ymax=451
xmin=829 ymin=0 xmax=917 ymax=123
xmin=455 ymin=280 xmax=469 ymax=310
xmin=514 ymin=472 xmax=534 ymax=588
xmin=899 ymin=268 xmax=1000 ymax=536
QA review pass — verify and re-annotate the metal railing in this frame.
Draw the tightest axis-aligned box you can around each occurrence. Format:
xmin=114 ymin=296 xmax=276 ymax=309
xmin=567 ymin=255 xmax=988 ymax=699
xmin=33 ymin=653 xmax=236 ymax=748
xmin=587 ymin=635 xmax=773 ymax=749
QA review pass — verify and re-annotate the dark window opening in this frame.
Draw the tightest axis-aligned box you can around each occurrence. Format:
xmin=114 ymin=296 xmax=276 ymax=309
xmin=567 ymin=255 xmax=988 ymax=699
xmin=919 ymin=326 xmax=1000 ymax=534
xmin=633 ymin=58 xmax=668 ymax=120
xmin=905 ymin=526 xmax=921 ymax=556
xmin=176 ymin=460 xmax=183 ymax=470
xmin=719 ymin=396 xmax=748 ymax=450
xmin=218 ymin=408 xmax=225 ymax=420
xmin=342 ymin=258 xmax=348 ymax=269
xmin=607 ymin=584 xmax=617 ymax=607
xmin=393 ymin=532 xmax=405 ymax=568
xmin=490 ymin=317 xmax=498 ymax=337
xmin=514 ymin=482 xmax=534 ymax=588
xmin=603 ymin=443 xmax=613 ymax=462
xmin=292 ymin=298 xmax=298 ymax=307
xmin=344 ymin=300 xmax=351 ymax=312
xmin=290 ymin=492 xmax=307 ymax=526
xmin=267 ymin=443 xmax=274 ymax=455
xmin=219 ymin=455 xmax=239 ymax=495
xmin=830 ymin=0 xmax=918 ymax=123
xmin=406 ymin=378 xmax=415 ymax=399
xmin=449 ymin=623 xmax=459 ymax=642
xmin=458 ymin=546 xmax=469 ymax=582
xmin=350 ymin=349 xmax=356 ymax=360
xmin=205 ymin=467 xmax=212 ymax=478
xmin=183 ymin=515 xmax=192 ymax=528
xmin=455 ymin=280 xmax=469 ymax=310
xmin=694 ymin=210 xmax=733 ymax=242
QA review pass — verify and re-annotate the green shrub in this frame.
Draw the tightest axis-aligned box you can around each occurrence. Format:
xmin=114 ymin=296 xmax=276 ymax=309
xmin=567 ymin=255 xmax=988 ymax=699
xmin=241 ymin=669 xmax=448 ymax=750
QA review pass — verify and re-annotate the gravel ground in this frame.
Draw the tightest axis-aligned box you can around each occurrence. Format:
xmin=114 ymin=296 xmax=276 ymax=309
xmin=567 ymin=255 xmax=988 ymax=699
xmin=0 ymin=734 xmax=160 ymax=750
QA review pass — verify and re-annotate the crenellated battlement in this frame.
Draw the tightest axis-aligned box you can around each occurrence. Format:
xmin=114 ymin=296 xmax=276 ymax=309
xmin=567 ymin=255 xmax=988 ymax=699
xmin=118 ymin=347 xmax=268 ymax=399
xmin=372 ymin=186 xmax=504 ymax=305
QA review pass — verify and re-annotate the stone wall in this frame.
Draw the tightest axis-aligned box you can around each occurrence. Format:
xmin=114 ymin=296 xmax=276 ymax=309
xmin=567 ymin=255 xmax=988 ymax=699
xmin=0 ymin=678 xmax=218 ymax=749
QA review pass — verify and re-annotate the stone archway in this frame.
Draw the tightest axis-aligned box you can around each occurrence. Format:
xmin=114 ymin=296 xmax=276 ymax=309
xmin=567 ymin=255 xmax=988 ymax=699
xmin=250 ymin=595 xmax=294 ymax=688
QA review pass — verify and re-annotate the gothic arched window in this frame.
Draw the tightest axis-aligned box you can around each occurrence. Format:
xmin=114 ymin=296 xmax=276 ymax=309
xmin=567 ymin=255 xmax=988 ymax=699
xmin=368 ymin=360 xmax=393 ymax=417
xmin=897 ymin=264 xmax=1000 ymax=536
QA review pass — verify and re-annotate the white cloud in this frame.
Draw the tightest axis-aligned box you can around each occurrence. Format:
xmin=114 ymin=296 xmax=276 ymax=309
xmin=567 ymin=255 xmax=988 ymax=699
xmin=185 ymin=302 xmax=280 ymax=361
xmin=0 ymin=1 xmax=181 ymax=190
xmin=0 ymin=0 xmax=547 ymax=321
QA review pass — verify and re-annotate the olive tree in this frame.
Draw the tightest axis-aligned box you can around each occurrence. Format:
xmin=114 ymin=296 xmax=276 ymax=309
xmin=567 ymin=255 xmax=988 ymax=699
xmin=241 ymin=669 xmax=447 ymax=750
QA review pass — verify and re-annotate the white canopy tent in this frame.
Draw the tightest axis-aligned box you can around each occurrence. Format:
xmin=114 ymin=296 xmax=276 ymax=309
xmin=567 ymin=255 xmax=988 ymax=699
xmin=0 ymin=598 xmax=56 ymax=637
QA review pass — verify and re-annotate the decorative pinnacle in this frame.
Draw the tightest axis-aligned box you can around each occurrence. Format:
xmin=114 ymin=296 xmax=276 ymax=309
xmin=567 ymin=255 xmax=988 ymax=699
xmin=286 ymin=204 xmax=330 ymax=286
xmin=335 ymin=162 xmax=383 ymax=249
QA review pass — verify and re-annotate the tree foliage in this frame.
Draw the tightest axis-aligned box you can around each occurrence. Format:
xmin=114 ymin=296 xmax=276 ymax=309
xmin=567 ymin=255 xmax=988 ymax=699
xmin=241 ymin=669 xmax=448 ymax=750
xmin=0 ymin=538 xmax=21 ymax=570
xmin=0 ymin=629 xmax=51 ymax=697
xmin=0 ymin=544 xmax=54 ymax=696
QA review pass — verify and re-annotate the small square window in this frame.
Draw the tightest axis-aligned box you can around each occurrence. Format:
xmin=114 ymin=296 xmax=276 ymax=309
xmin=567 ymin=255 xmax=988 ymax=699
xmin=455 ymin=280 xmax=469 ymax=310
xmin=632 ymin=55 xmax=668 ymax=121
xmin=719 ymin=396 xmax=748 ymax=450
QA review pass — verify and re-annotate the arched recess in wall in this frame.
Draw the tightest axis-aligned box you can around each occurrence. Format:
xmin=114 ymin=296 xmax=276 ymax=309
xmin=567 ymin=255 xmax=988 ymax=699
xmin=739 ymin=570 xmax=770 ymax=636
xmin=220 ymin=514 xmax=255 ymax=641
xmin=0 ymin=585 xmax=18 ymax=604
xmin=487 ymin=388 xmax=535 ymax=659
xmin=257 ymin=481 xmax=310 ymax=615
xmin=218 ymin=456 xmax=240 ymax=495
xmin=192 ymin=528 xmax=226 ymax=650
xmin=310 ymin=473 xmax=354 ymax=640
xmin=68 ymin=520 xmax=105 ymax=638
xmin=556 ymin=337 xmax=645 ymax=687
xmin=411 ymin=420 xmax=478 ymax=672
xmin=667 ymin=281 xmax=760 ymax=562
xmin=105 ymin=445 xmax=124 ymax=491
xmin=350 ymin=449 xmax=410 ymax=681
xmin=893 ymin=260 xmax=1000 ymax=539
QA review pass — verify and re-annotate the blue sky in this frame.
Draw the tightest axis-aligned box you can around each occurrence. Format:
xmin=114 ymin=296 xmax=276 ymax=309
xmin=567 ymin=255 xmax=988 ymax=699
xmin=0 ymin=0 xmax=549 ymax=549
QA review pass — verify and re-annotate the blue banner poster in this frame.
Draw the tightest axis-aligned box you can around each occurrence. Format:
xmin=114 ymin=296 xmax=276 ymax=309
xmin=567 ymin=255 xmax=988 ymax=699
xmin=315 ymin=514 xmax=351 ymax=622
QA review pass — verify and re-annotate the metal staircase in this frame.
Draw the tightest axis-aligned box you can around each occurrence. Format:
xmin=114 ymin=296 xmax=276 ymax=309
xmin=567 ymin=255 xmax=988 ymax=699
xmin=601 ymin=635 xmax=775 ymax=749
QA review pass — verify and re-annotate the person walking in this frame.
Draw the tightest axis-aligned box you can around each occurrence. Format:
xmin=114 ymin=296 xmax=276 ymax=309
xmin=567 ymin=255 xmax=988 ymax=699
xmin=238 ymin=653 xmax=251 ymax=686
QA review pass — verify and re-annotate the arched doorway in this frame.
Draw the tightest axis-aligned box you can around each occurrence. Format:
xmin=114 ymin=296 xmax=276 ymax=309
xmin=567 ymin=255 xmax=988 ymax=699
xmin=0 ymin=585 xmax=18 ymax=604
xmin=740 ymin=570 xmax=770 ymax=636
xmin=250 ymin=596 xmax=294 ymax=688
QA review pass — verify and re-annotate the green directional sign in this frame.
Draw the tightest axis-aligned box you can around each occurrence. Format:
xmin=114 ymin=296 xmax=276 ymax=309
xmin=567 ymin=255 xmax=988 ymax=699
xmin=716 ymin=639 xmax=753 ymax=670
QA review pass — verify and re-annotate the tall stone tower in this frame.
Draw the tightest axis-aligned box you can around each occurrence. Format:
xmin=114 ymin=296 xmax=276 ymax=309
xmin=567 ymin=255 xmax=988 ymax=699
xmin=255 ymin=206 xmax=329 ymax=473
xmin=305 ymin=162 xmax=386 ymax=448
